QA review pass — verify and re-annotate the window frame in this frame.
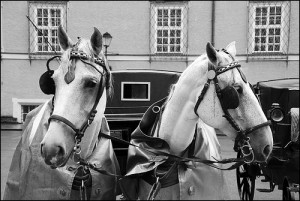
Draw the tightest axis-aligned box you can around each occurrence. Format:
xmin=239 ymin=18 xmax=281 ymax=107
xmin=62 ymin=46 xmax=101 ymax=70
xmin=12 ymin=98 xmax=48 ymax=123
xmin=150 ymin=1 xmax=188 ymax=57
xmin=121 ymin=82 xmax=151 ymax=101
xmin=248 ymin=1 xmax=290 ymax=55
xmin=154 ymin=6 xmax=184 ymax=54
xmin=28 ymin=2 xmax=67 ymax=54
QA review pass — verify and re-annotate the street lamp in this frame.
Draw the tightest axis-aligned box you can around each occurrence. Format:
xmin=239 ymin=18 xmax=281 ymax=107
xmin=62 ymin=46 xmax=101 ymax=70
xmin=103 ymin=32 xmax=112 ymax=58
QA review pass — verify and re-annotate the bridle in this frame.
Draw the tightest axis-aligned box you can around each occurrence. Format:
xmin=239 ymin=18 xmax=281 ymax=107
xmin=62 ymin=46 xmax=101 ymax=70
xmin=193 ymin=49 xmax=271 ymax=163
xmin=47 ymin=41 xmax=109 ymax=166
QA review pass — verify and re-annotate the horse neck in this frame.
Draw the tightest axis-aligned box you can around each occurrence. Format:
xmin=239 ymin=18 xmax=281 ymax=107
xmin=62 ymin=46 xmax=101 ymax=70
xmin=157 ymin=57 xmax=209 ymax=155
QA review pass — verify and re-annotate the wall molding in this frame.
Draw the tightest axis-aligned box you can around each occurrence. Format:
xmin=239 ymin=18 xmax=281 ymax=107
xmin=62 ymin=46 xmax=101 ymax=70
xmin=1 ymin=52 xmax=299 ymax=62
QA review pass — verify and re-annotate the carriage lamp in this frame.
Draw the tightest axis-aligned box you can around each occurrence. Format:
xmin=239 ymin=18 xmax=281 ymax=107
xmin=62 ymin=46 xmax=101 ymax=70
xmin=268 ymin=103 xmax=284 ymax=122
xmin=103 ymin=32 xmax=112 ymax=58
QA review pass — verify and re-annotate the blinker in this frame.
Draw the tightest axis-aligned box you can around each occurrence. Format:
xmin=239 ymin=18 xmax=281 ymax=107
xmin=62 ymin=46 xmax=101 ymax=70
xmin=39 ymin=70 xmax=55 ymax=95
xmin=220 ymin=86 xmax=239 ymax=109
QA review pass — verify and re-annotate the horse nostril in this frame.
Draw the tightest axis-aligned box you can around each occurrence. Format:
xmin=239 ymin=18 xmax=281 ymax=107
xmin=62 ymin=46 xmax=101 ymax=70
xmin=57 ymin=145 xmax=65 ymax=158
xmin=263 ymin=145 xmax=272 ymax=158
xmin=40 ymin=143 xmax=45 ymax=157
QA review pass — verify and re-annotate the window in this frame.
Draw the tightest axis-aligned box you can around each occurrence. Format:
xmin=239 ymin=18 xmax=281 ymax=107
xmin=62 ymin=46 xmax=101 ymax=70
xmin=21 ymin=105 xmax=39 ymax=122
xmin=28 ymin=2 xmax=67 ymax=55
xmin=247 ymin=1 xmax=290 ymax=58
xmin=150 ymin=1 xmax=188 ymax=58
xmin=12 ymin=98 xmax=48 ymax=123
xmin=121 ymin=82 xmax=150 ymax=101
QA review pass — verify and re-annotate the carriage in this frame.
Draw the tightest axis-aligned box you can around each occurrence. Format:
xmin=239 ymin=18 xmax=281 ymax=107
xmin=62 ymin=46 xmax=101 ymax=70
xmin=236 ymin=78 xmax=299 ymax=200
xmin=104 ymin=69 xmax=181 ymax=175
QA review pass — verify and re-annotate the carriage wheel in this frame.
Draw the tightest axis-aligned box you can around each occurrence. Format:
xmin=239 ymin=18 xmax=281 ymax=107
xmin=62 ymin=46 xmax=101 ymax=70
xmin=282 ymin=177 xmax=295 ymax=200
xmin=236 ymin=151 xmax=256 ymax=200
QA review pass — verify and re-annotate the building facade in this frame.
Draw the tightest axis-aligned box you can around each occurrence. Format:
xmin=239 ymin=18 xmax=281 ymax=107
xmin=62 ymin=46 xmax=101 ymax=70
xmin=1 ymin=1 xmax=299 ymax=127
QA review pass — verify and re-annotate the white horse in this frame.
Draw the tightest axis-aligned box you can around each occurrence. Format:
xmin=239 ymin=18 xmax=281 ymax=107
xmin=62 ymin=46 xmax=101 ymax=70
xmin=120 ymin=41 xmax=273 ymax=200
xmin=3 ymin=25 xmax=120 ymax=200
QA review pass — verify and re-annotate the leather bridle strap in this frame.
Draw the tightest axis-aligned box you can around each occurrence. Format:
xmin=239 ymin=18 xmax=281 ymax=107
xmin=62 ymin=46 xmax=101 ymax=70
xmin=194 ymin=63 xmax=215 ymax=117
xmin=48 ymin=50 xmax=107 ymax=143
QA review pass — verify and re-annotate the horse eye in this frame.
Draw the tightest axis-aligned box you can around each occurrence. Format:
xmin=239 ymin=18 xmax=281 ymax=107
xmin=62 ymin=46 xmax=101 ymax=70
xmin=85 ymin=80 xmax=97 ymax=88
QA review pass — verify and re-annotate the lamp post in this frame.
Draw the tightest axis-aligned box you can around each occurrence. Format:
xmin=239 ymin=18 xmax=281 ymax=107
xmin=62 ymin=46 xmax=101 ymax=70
xmin=103 ymin=32 xmax=112 ymax=59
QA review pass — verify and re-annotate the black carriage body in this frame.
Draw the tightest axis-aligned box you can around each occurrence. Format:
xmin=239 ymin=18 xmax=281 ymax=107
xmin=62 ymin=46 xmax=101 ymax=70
xmin=104 ymin=70 xmax=180 ymax=174
xmin=256 ymin=78 xmax=299 ymax=146
xmin=255 ymin=78 xmax=299 ymax=189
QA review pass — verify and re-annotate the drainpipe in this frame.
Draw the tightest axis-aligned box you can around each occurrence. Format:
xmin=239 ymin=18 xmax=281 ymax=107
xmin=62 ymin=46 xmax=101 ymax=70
xmin=211 ymin=1 xmax=215 ymax=46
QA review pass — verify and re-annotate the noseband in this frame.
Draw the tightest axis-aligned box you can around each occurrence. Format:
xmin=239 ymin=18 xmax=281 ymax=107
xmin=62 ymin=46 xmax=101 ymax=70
xmin=47 ymin=41 xmax=109 ymax=164
xmin=194 ymin=51 xmax=271 ymax=163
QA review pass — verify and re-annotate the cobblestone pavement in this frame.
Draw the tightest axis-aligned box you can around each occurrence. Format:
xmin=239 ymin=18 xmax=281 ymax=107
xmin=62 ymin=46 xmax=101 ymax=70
xmin=1 ymin=130 xmax=297 ymax=200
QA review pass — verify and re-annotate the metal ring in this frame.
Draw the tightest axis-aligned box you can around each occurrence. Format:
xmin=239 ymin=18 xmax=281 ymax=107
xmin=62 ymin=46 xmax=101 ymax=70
xmin=241 ymin=145 xmax=253 ymax=157
xmin=152 ymin=106 xmax=161 ymax=114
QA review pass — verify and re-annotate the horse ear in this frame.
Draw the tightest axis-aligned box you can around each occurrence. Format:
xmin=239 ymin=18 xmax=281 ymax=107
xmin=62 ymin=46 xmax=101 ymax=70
xmin=206 ymin=42 xmax=218 ymax=64
xmin=90 ymin=27 xmax=102 ymax=56
xmin=58 ymin=25 xmax=73 ymax=50
xmin=225 ymin=41 xmax=236 ymax=57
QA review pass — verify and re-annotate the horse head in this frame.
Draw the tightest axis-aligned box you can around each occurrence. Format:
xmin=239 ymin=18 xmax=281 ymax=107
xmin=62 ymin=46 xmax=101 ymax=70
xmin=40 ymin=25 xmax=111 ymax=168
xmin=159 ymin=41 xmax=272 ymax=163
xmin=195 ymin=41 xmax=273 ymax=162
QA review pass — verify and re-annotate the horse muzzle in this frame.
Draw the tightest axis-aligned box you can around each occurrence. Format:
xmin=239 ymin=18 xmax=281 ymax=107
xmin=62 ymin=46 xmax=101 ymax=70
xmin=40 ymin=140 xmax=68 ymax=168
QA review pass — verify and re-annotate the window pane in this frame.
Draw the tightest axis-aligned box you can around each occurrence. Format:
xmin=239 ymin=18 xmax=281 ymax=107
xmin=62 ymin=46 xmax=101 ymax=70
xmin=276 ymin=6 xmax=281 ymax=14
xmin=157 ymin=30 xmax=162 ymax=36
xmin=163 ymin=45 xmax=168 ymax=52
xmin=268 ymin=37 xmax=273 ymax=43
xmin=170 ymin=45 xmax=175 ymax=52
xmin=163 ymin=38 xmax=168 ymax=44
xmin=269 ymin=16 xmax=274 ymax=25
xmin=43 ymin=9 xmax=48 ymax=17
xmin=157 ymin=46 xmax=162 ymax=52
xmin=255 ymin=29 xmax=260 ymax=36
xmin=37 ymin=9 xmax=42 ymax=17
xmin=157 ymin=38 xmax=162 ymax=44
xmin=163 ymin=30 xmax=168 ymax=37
xmin=275 ymin=16 xmax=281 ymax=24
xmin=170 ymin=38 xmax=175 ymax=44
xmin=268 ymin=45 xmax=273 ymax=51
xmin=21 ymin=105 xmax=39 ymax=122
xmin=123 ymin=83 xmax=149 ymax=99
